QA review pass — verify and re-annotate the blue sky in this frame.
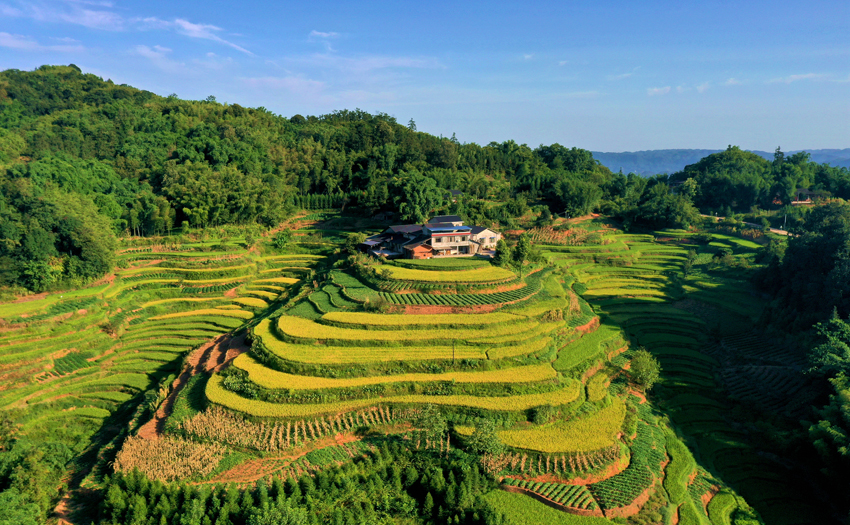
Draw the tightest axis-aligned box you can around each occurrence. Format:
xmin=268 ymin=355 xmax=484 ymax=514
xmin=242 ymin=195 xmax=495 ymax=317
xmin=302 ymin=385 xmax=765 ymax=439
xmin=1 ymin=0 xmax=848 ymax=151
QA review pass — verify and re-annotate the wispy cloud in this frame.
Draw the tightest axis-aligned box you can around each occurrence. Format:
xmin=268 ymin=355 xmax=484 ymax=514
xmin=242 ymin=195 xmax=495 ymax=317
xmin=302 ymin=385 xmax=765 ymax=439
xmin=172 ymin=18 xmax=253 ymax=55
xmin=647 ymin=86 xmax=670 ymax=96
xmin=696 ymin=82 xmax=709 ymax=93
xmin=309 ymin=30 xmax=339 ymax=39
xmin=308 ymin=30 xmax=339 ymax=51
xmin=558 ymin=60 xmax=569 ymax=66
xmin=5 ymin=1 xmax=124 ymax=30
xmin=133 ymin=44 xmax=184 ymax=72
xmin=192 ymin=52 xmax=234 ymax=70
xmin=3 ymin=3 xmax=253 ymax=53
xmin=608 ymin=67 xmax=639 ymax=81
xmin=0 ymin=31 xmax=84 ymax=52
xmin=767 ymin=73 xmax=825 ymax=84
xmin=562 ymin=91 xmax=598 ymax=99
xmin=523 ymin=53 xmax=534 ymax=61
xmin=289 ymin=54 xmax=442 ymax=74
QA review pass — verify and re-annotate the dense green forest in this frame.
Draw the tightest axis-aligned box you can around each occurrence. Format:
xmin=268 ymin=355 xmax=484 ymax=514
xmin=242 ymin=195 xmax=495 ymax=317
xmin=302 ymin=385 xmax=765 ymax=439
xmin=2 ymin=64 xmax=850 ymax=524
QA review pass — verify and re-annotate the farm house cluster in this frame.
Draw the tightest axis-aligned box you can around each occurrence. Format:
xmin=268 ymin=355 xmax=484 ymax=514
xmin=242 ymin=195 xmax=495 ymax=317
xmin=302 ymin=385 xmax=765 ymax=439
xmin=359 ymin=215 xmax=501 ymax=259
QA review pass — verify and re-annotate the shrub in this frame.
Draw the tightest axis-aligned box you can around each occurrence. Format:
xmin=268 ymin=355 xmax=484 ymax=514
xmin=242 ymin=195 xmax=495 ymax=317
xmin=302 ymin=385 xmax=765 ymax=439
xmin=630 ymin=348 xmax=661 ymax=391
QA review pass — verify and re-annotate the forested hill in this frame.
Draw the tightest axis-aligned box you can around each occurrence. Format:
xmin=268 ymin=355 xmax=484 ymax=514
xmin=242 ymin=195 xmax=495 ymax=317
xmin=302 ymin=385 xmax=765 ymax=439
xmin=593 ymin=148 xmax=850 ymax=176
xmin=1 ymin=65 xmax=849 ymax=296
xmin=0 ymin=64 xmax=612 ymax=291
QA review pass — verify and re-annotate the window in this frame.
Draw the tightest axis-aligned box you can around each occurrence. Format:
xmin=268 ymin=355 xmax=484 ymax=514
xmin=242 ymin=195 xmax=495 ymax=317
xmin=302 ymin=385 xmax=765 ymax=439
xmin=435 ymin=237 xmax=442 ymax=243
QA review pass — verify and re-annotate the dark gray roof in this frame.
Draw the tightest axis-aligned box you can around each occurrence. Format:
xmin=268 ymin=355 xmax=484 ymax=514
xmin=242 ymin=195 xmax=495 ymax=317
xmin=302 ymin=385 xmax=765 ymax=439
xmin=429 ymin=215 xmax=462 ymax=223
xmin=387 ymin=224 xmax=423 ymax=234
xmin=469 ymin=226 xmax=487 ymax=235
xmin=403 ymin=234 xmax=432 ymax=250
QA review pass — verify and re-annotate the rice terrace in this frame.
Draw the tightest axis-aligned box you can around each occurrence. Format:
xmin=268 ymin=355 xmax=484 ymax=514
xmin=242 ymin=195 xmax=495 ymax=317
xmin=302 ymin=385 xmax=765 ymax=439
xmin=2 ymin=206 xmax=841 ymax=525
xmin=1 ymin=65 xmax=849 ymax=525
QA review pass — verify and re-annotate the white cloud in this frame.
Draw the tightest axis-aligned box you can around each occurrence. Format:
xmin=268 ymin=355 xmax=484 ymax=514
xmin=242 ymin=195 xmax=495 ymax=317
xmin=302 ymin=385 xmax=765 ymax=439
xmin=696 ymin=82 xmax=709 ymax=93
xmin=724 ymin=78 xmax=741 ymax=86
xmin=558 ymin=60 xmax=569 ymax=66
xmin=523 ymin=54 xmax=534 ymax=60
xmin=59 ymin=7 xmax=122 ymax=29
xmin=647 ymin=86 xmax=670 ymax=96
xmin=608 ymin=72 xmax=632 ymax=80
xmin=767 ymin=73 xmax=824 ymax=84
xmin=0 ymin=31 xmax=84 ymax=52
xmin=676 ymin=85 xmax=688 ymax=93
xmin=309 ymin=30 xmax=339 ymax=38
xmin=308 ymin=30 xmax=340 ymax=51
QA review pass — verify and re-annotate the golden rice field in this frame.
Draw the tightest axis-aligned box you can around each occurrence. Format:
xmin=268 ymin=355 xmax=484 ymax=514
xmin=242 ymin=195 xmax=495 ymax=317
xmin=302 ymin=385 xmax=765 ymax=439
xmin=150 ymin=308 xmax=254 ymax=320
xmin=321 ymin=311 xmax=522 ymax=326
xmin=277 ymin=315 xmax=540 ymax=342
xmin=234 ymin=354 xmax=557 ymax=389
xmin=254 ymin=320 xmax=487 ymax=363
xmin=232 ymin=297 xmax=269 ymax=308
xmin=206 ymin=374 xmax=581 ymax=418
xmin=495 ymin=398 xmax=627 ymax=453
xmin=381 ymin=265 xmax=515 ymax=283
xmin=254 ymin=277 xmax=300 ymax=284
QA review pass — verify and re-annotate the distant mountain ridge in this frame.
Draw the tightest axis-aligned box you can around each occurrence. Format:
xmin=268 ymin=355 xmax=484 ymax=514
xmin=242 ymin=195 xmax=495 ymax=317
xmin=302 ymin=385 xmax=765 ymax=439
xmin=591 ymin=148 xmax=850 ymax=176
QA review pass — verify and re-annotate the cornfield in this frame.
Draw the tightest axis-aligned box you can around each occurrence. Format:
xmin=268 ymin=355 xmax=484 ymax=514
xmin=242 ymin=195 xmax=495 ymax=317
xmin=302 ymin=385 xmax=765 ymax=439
xmin=114 ymin=435 xmax=227 ymax=481
xmin=180 ymin=405 xmax=395 ymax=452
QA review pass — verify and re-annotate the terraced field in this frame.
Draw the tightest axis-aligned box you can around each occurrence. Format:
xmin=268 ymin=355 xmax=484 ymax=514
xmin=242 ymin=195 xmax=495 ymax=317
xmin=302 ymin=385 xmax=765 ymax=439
xmin=3 ymin=218 xmax=819 ymax=524
xmin=0 ymin=235 xmax=308 ymax=487
xmin=542 ymin=228 xmax=821 ymax=524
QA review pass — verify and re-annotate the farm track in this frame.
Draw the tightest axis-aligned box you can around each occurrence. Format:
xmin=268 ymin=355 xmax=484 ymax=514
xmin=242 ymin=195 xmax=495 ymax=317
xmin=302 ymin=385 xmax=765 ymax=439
xmin=137 ymin=332 xmax=249 ymax=441
xmin=200 ymin=433 xmax=360 ymax=485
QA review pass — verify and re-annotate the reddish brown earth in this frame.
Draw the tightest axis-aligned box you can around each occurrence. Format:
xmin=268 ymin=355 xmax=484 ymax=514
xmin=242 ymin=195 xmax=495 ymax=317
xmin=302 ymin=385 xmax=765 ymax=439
xmin=575 ymin=316 xmax=600 ymax=335
xmin=701 ymin=486 xmax=720 ymax=512
xmin=137 ymin=332 xmax=249 ymax=441
xmin=11 ymin=291 xmax=48 ymax=303
xmin=202 ymin=433 xmax=360 ymax=485
xmin=507 ymin=454 xmax=630 ymax=486
xmin=603 ymin=481 xmax=656 ymax=518
xmin=671 ymin=504 xmax=681 ymax=524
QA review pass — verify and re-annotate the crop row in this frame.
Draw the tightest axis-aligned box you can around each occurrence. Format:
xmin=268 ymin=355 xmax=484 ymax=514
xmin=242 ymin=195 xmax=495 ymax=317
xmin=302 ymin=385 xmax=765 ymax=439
xmin=588 ymin=421 xmax=666 ymax=510
xmin=321 ymin=311 xmax=522 ymax=327
xmin=235 ymin=354 xmax=557 ymax=390
xmin=391 ymin=258 xmax=492 ymax=271
xmin=276 ymin=315 xmax=541 ymax=344
xmin=502 ymin=478 xmax=598 ymax=510
xmin=206 ymin=374 xmax=581 ymax=417
xmin=150 ymin=308 xmax=254 ymax=321
xmin=381 ymin=265 xmax=516 ymax=283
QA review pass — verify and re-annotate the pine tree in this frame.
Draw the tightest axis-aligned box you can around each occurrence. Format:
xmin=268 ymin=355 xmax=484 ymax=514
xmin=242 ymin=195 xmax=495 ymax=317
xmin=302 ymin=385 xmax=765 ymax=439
xmin=423 ymin=492 xmax=434 ymax=516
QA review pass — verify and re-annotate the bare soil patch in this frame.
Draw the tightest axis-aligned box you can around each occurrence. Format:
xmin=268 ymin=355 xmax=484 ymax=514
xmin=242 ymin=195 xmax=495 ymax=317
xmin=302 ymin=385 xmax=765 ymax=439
xmin=137 ymin=332 xmax=249 ymax=440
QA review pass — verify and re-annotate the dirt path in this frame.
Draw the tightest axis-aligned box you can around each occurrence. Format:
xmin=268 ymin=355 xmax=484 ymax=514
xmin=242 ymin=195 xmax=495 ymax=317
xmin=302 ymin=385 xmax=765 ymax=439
xmin=200 ymin=433 xmax=360 ymax=485
xmin=137 ymin=332 xmax=249 ymax=440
